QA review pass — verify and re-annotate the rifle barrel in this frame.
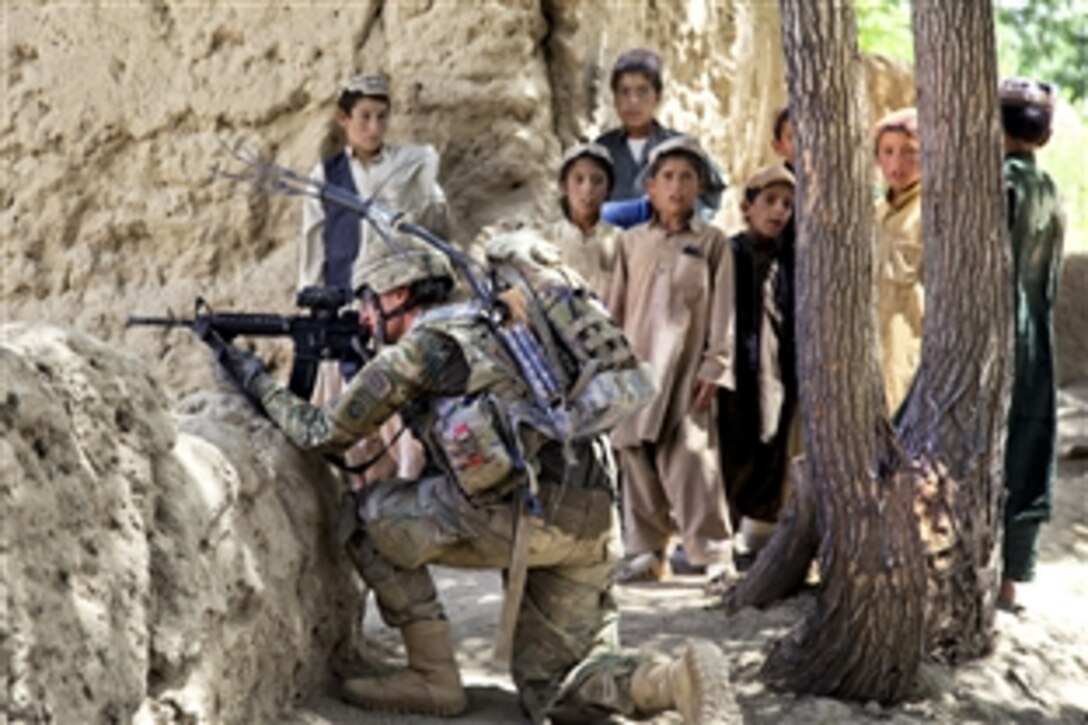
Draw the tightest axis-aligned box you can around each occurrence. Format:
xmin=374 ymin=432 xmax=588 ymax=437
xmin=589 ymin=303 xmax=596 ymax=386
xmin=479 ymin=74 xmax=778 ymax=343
xmin=126 ymin=315 xmax=193 ymax=327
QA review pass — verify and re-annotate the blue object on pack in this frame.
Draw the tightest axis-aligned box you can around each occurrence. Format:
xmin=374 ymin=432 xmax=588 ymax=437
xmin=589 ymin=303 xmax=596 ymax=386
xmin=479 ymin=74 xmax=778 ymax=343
xmin=602 ymin=196 xmax=653 ymax=229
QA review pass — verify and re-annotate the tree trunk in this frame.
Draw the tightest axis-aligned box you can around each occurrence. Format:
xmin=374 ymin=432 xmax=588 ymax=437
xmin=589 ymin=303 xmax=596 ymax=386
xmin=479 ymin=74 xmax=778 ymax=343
xmin=755 ymin=0 xmax=927 ymax=703
xmin=900 ymin=0 xmax=1010 ymax=663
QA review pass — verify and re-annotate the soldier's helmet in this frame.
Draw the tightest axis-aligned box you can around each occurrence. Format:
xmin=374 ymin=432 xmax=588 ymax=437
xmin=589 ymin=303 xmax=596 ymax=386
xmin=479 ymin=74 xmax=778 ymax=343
xmin=351 ymin=233 xmax=454 ymax=296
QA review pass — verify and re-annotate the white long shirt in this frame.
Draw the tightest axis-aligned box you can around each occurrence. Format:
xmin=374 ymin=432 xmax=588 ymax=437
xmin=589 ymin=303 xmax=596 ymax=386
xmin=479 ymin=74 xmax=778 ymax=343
xmin=298 ymin=143 xmax=449 ymax=291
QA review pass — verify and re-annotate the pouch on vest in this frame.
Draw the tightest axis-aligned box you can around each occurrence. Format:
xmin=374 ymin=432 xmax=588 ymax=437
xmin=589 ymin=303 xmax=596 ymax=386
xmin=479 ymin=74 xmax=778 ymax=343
xmin=485 ymin=231 xmax=656 ymax=439
xmin=434 ymin=393 xmax=518 ymax=497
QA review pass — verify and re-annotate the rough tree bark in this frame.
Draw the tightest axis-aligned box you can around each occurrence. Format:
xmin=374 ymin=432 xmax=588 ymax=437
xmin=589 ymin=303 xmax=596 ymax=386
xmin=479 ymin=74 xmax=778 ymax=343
xmin=743 ymin=0 xmax=928 ymax=704
xmin=728 ymin=0 xmax=1012 ymax=702
xmin=899 ymin=0 xmax=1011 ymax=663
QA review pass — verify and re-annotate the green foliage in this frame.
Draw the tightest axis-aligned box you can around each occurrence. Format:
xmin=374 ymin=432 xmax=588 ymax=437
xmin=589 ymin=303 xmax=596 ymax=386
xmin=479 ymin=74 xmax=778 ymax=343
xmin=856 ymin=0 xmax=914 ymax=63
xmin=997 ymin=0 xmax=1088 ymax=105
xmin=1039 ymin=117 xmax=1088 ymax=254
xmin=856 ymin=0 xmax=1087 ymax=106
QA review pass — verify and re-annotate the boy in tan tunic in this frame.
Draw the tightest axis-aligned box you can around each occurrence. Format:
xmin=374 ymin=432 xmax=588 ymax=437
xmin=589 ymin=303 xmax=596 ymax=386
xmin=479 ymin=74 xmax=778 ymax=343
xmin=607 ymin=136 xmax=735 ymax=583
xmin=546 ymin=142 xmax=620 ymax=299
xmin=873 ymin=107 xmax=924 ymax=416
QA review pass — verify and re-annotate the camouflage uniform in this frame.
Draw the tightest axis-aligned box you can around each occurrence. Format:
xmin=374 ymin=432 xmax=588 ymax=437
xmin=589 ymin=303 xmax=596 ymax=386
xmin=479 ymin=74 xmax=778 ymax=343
xmin=251 ymin=304 xmax=653 ymax=720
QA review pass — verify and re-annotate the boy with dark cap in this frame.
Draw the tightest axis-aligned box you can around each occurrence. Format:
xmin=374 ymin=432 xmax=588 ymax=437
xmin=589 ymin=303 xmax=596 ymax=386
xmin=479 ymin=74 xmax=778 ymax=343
xmin=596 ymin=48 xmax=726 ymax=227
xmin=607 ymin=135 xmax=735 ymax=585
xmin=998 ymin=77 xmax=1065 ymax=612
xmin=718 ymin=164 xmax=798 ymax=569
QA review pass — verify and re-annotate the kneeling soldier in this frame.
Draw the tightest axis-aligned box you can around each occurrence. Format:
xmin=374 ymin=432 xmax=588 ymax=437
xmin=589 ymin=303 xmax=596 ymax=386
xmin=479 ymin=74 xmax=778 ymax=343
xmin=217 ymin=233 xmax=733 ymax=723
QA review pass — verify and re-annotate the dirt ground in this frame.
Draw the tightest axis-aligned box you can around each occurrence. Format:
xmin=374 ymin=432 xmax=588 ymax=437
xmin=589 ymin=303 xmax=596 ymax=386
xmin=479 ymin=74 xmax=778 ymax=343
xmin=285 ymin=386 xmax=1088 ymax=724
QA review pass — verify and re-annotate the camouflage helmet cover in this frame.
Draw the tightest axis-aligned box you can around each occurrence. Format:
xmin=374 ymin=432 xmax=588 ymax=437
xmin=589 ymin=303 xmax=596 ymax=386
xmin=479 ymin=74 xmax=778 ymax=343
xmin=351 ymin=233 xmax=454 ymax=296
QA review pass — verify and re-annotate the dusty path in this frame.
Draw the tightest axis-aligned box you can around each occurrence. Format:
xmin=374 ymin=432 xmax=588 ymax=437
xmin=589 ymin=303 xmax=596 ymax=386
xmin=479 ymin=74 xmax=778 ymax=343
xmin=286 ymin=388 xmax=1088 ymax=724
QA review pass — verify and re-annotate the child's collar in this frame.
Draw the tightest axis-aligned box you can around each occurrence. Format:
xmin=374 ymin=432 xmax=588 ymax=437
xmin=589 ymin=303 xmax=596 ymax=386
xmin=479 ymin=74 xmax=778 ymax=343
xmin=347 ymin=144 xmax=389 ymax=165
xmin=885 ymin=179 xmax=921 ymax=209
xmin=650 ymin=211 xmax=704 ymax=234
xmin=622 ymin=120 xmax=667 ymax=141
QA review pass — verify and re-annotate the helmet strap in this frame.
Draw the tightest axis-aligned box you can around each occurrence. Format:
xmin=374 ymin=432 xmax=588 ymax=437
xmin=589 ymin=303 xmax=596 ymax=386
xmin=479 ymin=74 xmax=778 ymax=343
xmin=362 ymin=287 xmax=415 ymax=345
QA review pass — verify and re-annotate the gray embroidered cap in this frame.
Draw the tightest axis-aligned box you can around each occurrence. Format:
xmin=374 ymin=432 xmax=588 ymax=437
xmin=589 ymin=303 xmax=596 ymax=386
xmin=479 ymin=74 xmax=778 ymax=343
xmin=343 ymin=73 xmax=391 ymax=99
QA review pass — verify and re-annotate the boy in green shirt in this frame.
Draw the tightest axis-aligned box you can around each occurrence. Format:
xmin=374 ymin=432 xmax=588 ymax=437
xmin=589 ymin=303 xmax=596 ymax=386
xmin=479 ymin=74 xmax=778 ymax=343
xmin=998 ymin=77 xmax=1065 ymax=612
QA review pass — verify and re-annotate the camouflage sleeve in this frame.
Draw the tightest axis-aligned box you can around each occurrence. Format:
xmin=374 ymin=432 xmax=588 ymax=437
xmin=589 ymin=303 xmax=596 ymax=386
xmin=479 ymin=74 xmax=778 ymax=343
xmin=255 ymin=326 xmax=466 ymax=455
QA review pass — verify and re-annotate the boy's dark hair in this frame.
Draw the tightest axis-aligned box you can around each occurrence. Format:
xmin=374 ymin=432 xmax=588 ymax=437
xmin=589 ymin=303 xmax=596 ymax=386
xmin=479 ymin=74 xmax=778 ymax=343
xmin=1001 ymin=104 xmax=1053 ymax=144
xmin=610 ymin=48 xmax=664 ymax=95
xmin=743 ymin=187 xmax=762 ymax=204
xmin=773 ymin=106 xmax=791 ymax=142
xmin=558 ymin=142 xmax=615 ymax=220
xmin=336 ymin=89 xmax=391 ymax=116
xmin=999 ymin=77 xmax=1054 ymax=145
xmin=647 ymin=149 xmax=706 ymax=184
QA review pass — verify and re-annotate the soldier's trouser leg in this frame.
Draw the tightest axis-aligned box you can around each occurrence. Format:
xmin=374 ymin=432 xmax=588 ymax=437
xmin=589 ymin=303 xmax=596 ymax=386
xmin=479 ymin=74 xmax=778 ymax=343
xmin=343 ymin=527 xmax=445 ymax=627
xmin=347 ymin=473 xmax=630 ymax=721
xmin=339 ymin=477 xmax=468 ymax=715
xmin=512 ymin=556 xmax=620 ymax=721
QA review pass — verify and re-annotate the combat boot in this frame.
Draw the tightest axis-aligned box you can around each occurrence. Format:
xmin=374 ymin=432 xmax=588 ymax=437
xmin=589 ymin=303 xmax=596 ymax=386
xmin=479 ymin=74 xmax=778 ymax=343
xmin=630 ymin=640 xmax=733 ymax=724
xmin=340 ymin=619 xmax=467 ymax=716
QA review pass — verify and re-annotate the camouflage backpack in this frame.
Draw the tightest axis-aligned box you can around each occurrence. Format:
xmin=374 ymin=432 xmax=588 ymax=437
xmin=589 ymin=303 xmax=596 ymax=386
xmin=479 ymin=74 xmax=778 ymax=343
xmin=484 ymin=229 xmax=655 ymax=440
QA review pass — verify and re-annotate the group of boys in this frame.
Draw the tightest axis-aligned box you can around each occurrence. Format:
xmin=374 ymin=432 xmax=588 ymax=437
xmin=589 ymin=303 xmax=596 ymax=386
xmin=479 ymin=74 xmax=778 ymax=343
xmin=543 ymin=51 xmax=802 ymax=586
xmin=210 ymin=43 xmax=1064 ymax=725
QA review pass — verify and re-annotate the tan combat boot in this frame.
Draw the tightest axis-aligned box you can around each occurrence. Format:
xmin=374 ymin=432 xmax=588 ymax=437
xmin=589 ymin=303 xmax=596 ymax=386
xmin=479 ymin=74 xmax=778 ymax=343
xmin=630 ymin=640 xmax=734 ymax=724
xmin=341 ymin=619 xmax=468 ymax=716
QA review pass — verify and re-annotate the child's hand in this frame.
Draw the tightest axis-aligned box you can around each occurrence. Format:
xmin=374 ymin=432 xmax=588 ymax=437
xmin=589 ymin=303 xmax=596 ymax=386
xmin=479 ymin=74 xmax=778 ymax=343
xmin=692 ymin=379 xmax=716 ymax=412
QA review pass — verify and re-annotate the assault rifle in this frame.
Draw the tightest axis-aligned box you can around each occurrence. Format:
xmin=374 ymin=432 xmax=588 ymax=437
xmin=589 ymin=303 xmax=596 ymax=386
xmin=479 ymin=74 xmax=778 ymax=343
xmin=127 ymin=285 xmax=371 ymax=399
xmin=215 ymin=142 xmax=566 ymax=427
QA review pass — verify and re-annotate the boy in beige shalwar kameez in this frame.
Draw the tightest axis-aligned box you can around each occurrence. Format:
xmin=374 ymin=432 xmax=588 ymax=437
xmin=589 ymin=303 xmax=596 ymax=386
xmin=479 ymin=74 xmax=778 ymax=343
xmin=607 ymin=136 xmax=735 ymax=583
xmin=873 ymin=108 xmax=924 ymax=416
xmin=547 ymin=142 xmax=620 ymax=300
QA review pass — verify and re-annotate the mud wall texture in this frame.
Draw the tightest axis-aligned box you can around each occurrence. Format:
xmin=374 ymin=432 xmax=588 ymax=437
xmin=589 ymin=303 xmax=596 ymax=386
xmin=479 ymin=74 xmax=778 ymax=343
xmin=1 ymin=324 xmax=360 ymax=724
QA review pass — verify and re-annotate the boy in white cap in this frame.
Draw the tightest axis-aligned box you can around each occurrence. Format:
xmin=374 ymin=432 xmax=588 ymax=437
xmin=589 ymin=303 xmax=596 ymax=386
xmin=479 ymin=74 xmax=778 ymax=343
xmin=547 ymin=142 xmax=620 ymax=299
xmin=873 ymin=107 xmax=924 ymax=416
xmin=300 ymin=73 xmax=450 ymax=483
xmin=607 ymin=135 xmax=735 ymax=585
